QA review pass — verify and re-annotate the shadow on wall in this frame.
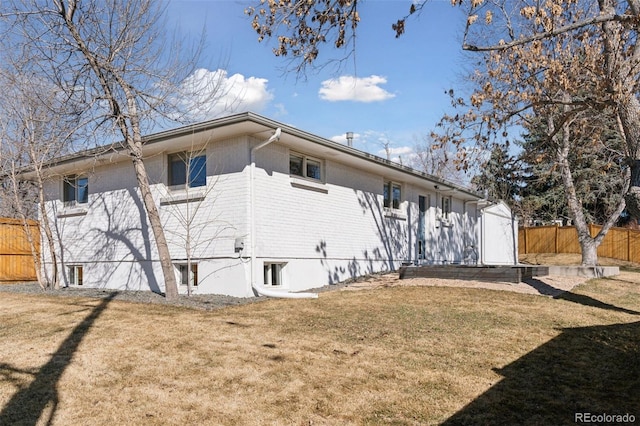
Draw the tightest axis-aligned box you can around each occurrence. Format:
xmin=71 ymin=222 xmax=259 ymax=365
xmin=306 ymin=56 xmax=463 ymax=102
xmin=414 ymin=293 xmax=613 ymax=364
xmin=315 ymin=240 xmax=386 ymax=285
xmin=88 ymin=189 xmax=160 ymax=293
xmin=0 ymin=294 xmax=116 ymax=425
xmin=314 ymin=187 xmax=407 ymax=286
xmin=355 ymin=189 xmax=408 ymax=269
xmin=442 ymin=321 xmax=640 ymax=425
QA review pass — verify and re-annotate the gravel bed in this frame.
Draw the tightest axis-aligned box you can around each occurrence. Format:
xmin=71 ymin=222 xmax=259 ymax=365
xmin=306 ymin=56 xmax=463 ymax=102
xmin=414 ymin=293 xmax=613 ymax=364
xmin=0 ymin=278 xmax=359 ymax=311
xmin=0 ymin=282 xmax=267 ymax=311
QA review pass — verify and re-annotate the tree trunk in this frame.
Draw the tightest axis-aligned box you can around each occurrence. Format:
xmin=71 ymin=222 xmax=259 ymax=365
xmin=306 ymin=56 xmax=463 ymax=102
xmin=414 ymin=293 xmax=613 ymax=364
xmin=555 ymin=105 xmax=600 ymax=266
xmin=130 ymin=153 xmax=179 ymax=299
xmin=598 ymin=0 xmax=640 ymax=218
xmin=579 ymin=236 xmax=599 ymax=266
xmin=620 ymin=97 xmax=640 ymax=218
xmin=38 ymin=181 xmax=59 ymax=289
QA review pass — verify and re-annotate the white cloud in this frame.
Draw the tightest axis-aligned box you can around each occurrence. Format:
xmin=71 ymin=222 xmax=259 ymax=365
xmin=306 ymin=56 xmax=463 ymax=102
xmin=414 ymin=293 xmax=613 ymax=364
xmin=318 ymin=75 xmax=395 ymax=102
xmin=376 ymin=145 xmax=415 ymax=163
xmin=380 ymin=146 xmax=413 ymax=156
xmin=273 ymin=103 xmax=288 ymax=117
xmin=179 ymin=68 xmax=274 ymax=122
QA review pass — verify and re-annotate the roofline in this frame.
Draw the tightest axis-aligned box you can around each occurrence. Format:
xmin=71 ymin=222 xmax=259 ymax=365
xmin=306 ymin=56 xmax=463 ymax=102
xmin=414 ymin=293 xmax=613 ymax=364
xmin=29 ymin=111 xmax=485 ymax=200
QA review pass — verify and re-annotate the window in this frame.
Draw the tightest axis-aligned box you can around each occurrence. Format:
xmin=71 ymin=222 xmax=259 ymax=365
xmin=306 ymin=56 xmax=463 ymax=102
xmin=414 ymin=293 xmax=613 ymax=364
xmin=442 ymin=196 xmax=451 ymax=219
xmin=63 ymin=175 xmax=88 ymax=207
xmin=169 ymin=152 xmax=206 ymax=189
xmin=383 ymin=181 xmax=402 ymax=209
xmin=176 ymin=263 xmax=198 ymax=287
xmin=68 ymin=265 xmax=83 ymax=286
xmin=263 ymin=263 xmax=284 ymax=286
xmin=289 ymin=153 xmax=322 ymax=181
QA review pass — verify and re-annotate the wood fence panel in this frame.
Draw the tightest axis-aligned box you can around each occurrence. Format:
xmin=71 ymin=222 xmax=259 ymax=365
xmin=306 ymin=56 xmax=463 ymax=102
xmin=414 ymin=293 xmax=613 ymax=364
xmin=630 ymin=231 xmax=640 ymax=264
xmin=0 ymin=218 xmax=40 ymax=282
xmin=519 ymin=223 xmax=640 ymax=264
xmin=557 ymin=226 xmax=580 ymax=253
xmin=524 ymin=226 xmax=557 ymax=253
xmin=597 ymin=226 xmax=628 ymax=260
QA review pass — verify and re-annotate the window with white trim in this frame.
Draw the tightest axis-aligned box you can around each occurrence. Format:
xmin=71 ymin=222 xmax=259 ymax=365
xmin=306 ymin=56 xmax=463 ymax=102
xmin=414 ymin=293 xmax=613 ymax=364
xmin=383 ymin=181 xmax=402 ymax=209
xmin=289 ymin=153 xmax=322 ymax=181
xmin=263 ymin=263 xmax=284 ymax=286
xmin=68 ymin=265 xmax=83 ymax=286
xmin=168 ymin=152 xmax=206 ymax=189
xmin=442 ymin=196 xmax=451 ymax=219
xmin=63 ymin=175 xmax=88 ymax=207
xmin=175 ymin=263 xmax=198 ymax=287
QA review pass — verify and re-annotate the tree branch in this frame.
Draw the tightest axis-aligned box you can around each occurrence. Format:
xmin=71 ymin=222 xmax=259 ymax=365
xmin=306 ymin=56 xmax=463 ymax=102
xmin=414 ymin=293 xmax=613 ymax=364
xmin=463 ymin=12 xmax=632 ymax=51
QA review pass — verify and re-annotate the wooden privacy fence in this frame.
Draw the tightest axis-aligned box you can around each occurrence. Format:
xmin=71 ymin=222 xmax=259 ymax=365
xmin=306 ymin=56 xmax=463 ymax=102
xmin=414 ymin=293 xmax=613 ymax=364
xmin=519 ymin=224 xmax=640 ymax=263
xmin=0 ymin=217 xmax=40 ymax=282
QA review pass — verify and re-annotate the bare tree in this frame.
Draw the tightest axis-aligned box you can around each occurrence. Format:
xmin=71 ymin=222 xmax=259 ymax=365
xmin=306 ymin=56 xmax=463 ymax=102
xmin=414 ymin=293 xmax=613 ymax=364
xmin=409 ymin=133 xmax=472 ymax=185
xmin=160 ymin=137 xmax=236 ymax=296
xmin=3 ymin=0 xmax=214 ymax=298
xmin=0 ymin=67 xmax=83 ymax=289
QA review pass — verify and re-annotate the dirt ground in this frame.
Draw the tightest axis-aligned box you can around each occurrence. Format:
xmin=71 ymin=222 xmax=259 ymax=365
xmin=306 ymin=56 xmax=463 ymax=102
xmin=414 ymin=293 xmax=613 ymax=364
xmin=340 ymin=273 xmax=590 ymax=297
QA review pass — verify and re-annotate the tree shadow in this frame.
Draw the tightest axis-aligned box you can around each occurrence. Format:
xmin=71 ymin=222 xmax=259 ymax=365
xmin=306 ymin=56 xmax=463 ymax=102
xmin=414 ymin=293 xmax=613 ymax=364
xmin=442 ymin=321 xmax=640 ymax=425
xmin=554 ymin=292 xmax=640 ymax=315
xmin=0 ymin=293 xmax=116 ymax=425
xmin=521 ymin=277 xmax=572 ymax=297
xmin=521 ymin=278 xmax=640 ymax=315
xmin=89 ymin=189 xmax=161 ymax=293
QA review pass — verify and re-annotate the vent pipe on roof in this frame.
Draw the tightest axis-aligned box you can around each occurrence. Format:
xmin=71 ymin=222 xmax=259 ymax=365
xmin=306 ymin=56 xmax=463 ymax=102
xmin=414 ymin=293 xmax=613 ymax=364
xmin=346 ymin=131 xmax=353 ymax=147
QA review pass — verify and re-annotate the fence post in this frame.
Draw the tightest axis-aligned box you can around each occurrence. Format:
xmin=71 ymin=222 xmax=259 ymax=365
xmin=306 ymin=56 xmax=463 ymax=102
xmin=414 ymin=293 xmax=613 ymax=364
xmin=554 ymin=224 xmax=559 ymax=254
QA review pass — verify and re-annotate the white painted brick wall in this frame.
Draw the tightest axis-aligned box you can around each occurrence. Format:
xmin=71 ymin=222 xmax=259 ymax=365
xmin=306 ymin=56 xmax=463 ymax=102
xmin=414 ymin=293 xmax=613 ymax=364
xmin=41 ymin=133 xmax=481 ymax=296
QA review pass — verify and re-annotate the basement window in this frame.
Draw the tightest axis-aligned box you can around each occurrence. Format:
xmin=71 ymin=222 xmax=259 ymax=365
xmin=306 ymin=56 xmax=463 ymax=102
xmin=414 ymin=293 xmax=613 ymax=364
xmin=175 ymin=263 xmax=198 ymax=287
xmin=68 ymin=265 xmax=83 ymax=286
xmin=263 ymin=263 xmax=284 ymax=286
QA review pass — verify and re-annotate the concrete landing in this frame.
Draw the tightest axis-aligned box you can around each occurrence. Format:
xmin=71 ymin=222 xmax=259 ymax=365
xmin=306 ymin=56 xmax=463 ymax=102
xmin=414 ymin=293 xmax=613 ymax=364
xmin=546 ymin=265 xmax=619 ymax=278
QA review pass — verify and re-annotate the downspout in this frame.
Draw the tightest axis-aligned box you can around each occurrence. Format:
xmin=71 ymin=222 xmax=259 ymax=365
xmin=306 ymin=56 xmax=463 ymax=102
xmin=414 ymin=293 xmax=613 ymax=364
xmin=249 ymin=128 xmax=318 ymax=299
xmin=466 ymin=191 xmax=489 ymax=266
xmin=463 ymin=199 xmax=476 ymax=265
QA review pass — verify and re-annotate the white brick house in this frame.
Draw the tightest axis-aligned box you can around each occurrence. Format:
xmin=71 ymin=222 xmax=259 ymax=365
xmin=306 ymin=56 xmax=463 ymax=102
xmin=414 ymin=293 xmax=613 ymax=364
xmin=39 ymin=112 xmax=517 ymax=297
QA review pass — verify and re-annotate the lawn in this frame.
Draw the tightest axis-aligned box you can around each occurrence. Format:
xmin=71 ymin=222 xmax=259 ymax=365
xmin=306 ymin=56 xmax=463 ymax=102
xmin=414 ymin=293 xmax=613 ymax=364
xmin=1 ymin=271 xmax=639 ymax=425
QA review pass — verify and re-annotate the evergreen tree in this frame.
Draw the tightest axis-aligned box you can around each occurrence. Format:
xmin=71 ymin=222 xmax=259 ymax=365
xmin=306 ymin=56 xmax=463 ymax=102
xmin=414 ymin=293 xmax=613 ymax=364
xmin=471 ymin=142 xmax=522 ymax=206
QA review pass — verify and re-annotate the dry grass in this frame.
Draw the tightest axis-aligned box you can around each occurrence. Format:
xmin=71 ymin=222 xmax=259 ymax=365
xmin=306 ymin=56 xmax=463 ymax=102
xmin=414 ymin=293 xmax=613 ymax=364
xmin=519 ymin=252 xmax=640 ymax=268
xmin=1 ymin=271 xmax=639 ymax=425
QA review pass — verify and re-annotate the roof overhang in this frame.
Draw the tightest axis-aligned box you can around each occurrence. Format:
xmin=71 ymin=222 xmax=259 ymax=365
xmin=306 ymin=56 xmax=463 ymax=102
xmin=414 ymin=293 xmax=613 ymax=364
xmin=23 ymin=112 xmax=484 ymax=201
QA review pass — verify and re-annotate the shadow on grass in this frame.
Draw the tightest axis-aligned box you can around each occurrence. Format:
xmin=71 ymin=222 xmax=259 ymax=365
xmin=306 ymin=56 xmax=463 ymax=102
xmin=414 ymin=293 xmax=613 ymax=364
xmin=442 ymin=321 xmax=640 ymax=425
xmin=554 ymin=292 xmax=640 ymax=315
xmin=0 ymin=293 xmax=116 ymax=426
xmin=522 ymin=278 xmax=640 ymax=315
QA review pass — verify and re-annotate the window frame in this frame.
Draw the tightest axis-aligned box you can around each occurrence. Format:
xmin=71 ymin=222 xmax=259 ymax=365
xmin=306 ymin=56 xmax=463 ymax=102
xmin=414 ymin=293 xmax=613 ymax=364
xmin=263 ymin=262 xmax=285 ymax=287
xmin=441 ymin=195 xmax=452 ymax=219
xmin=68 ymin=265 xmax=83 ymax=286
xmin=383 ymin=181 xmax=402 ymax=210
xmin=168 ymin=151 xmax=207 ymax=190
xmin=289 ymin=152 xmax=323 ymax=182
xmin=63 ymin=175 xmax=89 ymax=207
xmin=175 ymin=263 xmax=198 ymax=287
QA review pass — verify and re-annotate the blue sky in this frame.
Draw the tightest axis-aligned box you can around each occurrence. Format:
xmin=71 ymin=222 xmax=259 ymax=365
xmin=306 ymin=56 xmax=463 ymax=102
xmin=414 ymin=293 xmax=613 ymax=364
xmin=166 ymin=0 xmax=471 ymax=169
